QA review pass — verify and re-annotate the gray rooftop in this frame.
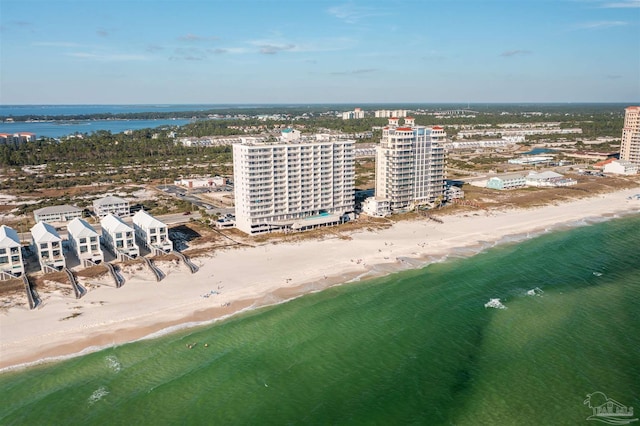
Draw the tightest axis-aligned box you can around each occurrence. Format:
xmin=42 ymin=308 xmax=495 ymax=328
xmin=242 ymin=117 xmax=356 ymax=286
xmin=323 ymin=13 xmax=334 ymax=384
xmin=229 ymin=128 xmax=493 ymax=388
xmin=33 ymin=204 xmax=82 ymax=215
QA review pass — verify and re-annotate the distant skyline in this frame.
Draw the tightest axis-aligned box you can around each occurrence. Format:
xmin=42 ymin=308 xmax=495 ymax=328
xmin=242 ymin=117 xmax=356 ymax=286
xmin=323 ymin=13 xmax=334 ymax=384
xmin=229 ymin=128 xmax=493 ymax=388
xmin=1 ymin=0 xmax=639 ymax=105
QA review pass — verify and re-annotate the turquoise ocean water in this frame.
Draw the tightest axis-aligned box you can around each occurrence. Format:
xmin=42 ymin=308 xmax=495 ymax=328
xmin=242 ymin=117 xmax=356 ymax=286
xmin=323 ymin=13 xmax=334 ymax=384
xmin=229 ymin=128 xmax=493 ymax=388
xmin=1 ymin=214 xmax=639 ymax=425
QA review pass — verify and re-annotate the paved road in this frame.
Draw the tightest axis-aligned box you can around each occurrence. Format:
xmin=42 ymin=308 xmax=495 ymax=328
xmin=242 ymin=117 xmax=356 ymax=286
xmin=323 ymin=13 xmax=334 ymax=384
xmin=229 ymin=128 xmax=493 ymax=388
xmin=158 ymin=184 xmax=235 ymax=216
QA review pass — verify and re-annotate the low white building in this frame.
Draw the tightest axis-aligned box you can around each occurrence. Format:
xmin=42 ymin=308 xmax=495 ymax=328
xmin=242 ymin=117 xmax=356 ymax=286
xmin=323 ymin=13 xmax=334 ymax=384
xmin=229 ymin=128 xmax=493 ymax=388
xmin=31 ymin=221 xmax=66 ymax=271
xmin=603 ymin=160 xmax=638 ymax=175
xmin=93 ymin=196 xmax=130 ymax=218
xmin=100 ymin=214 xmax=140 ymax=259
xmin=445 ymin=139 xmax=515 ymax=150
xmin=174 ymin=177 xmax=226 ymax=188
xmin=133 ymin=210 xmax=173 ymax=253
xmin=33 ymin=205 xmax=83 ymax=223
xmin=0 ymin=225 xmax=25 ymax=278
xmin=361 ymin=197 xmax=391 ymax=217
xmin=67 ymin=218 xmax=104 ymax=265
xmin=486 ymin=173 xmax=527 ymax=190
xmin=508 ymin=155 xmax=554 ymax=165
xmin=526 ymin=171 xmax=577 ymax=187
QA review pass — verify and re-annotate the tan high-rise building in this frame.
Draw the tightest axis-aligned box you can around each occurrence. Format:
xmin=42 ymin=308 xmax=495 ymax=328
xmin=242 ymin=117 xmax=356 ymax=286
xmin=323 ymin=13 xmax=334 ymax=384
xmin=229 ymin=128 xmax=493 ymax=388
xmin=374 ymin=117 xmax=446 ymax=211
xmin=620 ymin=106 xmax=640 ymax=166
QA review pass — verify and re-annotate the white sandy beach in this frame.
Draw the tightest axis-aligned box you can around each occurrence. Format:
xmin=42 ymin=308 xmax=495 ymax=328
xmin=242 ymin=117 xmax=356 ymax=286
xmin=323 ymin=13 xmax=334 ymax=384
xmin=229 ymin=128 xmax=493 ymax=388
xmin=1 ymin=187 xmax=639 ymax=371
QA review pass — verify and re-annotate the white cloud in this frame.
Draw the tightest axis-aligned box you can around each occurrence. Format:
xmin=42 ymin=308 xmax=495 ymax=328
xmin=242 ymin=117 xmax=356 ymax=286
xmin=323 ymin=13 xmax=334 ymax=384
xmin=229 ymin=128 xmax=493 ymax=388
xmin=33 ymin=41 xmax=81 ymax=48
xmin=330 ymin=68 xmax=378 ymax=75
xmin=257 ymin=43 xmax=296 ymax=55
xmin=600 ymin=0 xmax=640 ymax=7
xmin=67 ymin=52 xmax=149 ymax=61
xmin=574 ymin=20 xmax=628 ymax=29
xmin=178 ymin=33 xmax=219 ymax=42
xmin=210 ymin=47 xmax=249 ymax=54
xmin=146 ymin=44 xmax=164 ymax=53
xmin=500 ymin=49 xmax=532 ymax=57
xmin=248 ymin=37 xmax=356 ymax=55
xmin=327 ymin=3 xmax=386 ymax=24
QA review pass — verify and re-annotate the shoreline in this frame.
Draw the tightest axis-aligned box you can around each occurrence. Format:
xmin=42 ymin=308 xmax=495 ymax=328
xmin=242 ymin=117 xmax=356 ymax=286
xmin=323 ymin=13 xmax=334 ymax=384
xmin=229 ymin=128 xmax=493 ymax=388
xmin=1 ymin=187 xmax=639 ymax=373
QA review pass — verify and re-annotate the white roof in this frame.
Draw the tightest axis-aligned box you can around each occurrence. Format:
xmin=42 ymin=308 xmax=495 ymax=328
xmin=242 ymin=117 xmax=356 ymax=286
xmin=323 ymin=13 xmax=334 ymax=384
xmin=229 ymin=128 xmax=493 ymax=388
xmin=101 ymin=213 xmax=133 ymax=233
xmin=0 ymin=225 xmax=21 ymax=248
xmin=133 ymin=210 xmax=166 ymax=229
xmin=489 ymin=173 xmax=526 ymax=180
xmin=94 ymin=195 xmax=129 ymax=206
xmin=610 ymin=160 xmax=637 ymax=167
xmin=33 ymin=204 xmax=82 ymax=215
xmin=30 ymin=221 xmax=62 ymax=243
xmin=67 ymin=218 xmax=99 ymax=238
xmin=527 ymin=171 xmax=563 ymax=180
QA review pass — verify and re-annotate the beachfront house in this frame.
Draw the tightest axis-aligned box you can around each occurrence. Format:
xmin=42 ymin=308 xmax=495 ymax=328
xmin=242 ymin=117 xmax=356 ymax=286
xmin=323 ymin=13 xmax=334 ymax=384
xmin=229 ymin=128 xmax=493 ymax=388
xmin=33 ymin=204 xmax=83 ymax=223
xmin=30 ymin=221 xmax=66 ymax=272
xmin=67 ymin=218 xmax=104 ymax=266
xmin=100 ymin=214 xmax=139 ymax=259
xmin=445 ymin=185 xmax=465 ymax=201
xmin=93 ymin=195 xmax=130 ymax=218
xmin=0 ymin=225 xmax=25 ymax=279
xmin=486 ymin=173 xmax=527 ymax=190
xmin=132 ymin=210 xmax=173 ymax=254
xmin=361 ymin=197 xmax=391 ymax=217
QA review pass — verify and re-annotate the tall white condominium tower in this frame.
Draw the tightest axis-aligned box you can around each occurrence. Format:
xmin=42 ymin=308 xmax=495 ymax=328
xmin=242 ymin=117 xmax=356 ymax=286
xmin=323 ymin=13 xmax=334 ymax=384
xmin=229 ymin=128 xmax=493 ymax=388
xmin=233 ymin=138 xmax=355 ymax=234
xmin=375 ymin=117 xmax=446 ymax=211
xmin=620 ymin=106 xmax=640 ymax=166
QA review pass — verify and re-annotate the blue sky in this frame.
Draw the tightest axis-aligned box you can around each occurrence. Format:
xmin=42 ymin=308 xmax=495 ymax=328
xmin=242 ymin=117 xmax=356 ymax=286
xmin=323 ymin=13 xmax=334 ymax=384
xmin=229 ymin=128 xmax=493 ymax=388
xmin=1 ymin=0 xmax=639 ymax=104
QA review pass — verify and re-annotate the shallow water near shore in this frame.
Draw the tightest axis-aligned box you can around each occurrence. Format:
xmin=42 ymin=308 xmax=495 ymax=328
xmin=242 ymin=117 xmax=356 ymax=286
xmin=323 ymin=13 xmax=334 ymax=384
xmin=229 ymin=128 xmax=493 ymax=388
xmin=1 ymin=214 xmax=639 ymax=425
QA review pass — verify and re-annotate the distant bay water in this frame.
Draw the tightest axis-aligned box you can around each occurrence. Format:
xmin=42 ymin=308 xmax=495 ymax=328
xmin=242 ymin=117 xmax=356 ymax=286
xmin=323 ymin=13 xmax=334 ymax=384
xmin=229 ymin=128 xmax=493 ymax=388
xmin=0 ymin=103 xmax=319 ymax=138
xmin=0 ymin=118 xmax=192 ymax=139
xmin=0 ymin=104 xmax=259 ymax=117
xmin=0 ymin=105 xmax=216 ymax=138
xmin=1 ymin=213 xmax=638 ymax=425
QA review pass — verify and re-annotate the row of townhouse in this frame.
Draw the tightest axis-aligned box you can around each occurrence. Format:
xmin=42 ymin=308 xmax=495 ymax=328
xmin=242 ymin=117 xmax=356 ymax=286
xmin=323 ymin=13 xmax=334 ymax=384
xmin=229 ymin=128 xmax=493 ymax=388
xmin=93 ymin=196 xmax=130 ymax=218
xmin=0 ymin=210 xmax=173 ymax=279
xmin=33 ymin=205 xmax=83 ymax=223
xmin=32 ymin=196 xmax=131 ymax=224
xmin=99 ymin=210 xmax=173 ymax=259
xmin=457 ymin=128 xmax=582 ymax=138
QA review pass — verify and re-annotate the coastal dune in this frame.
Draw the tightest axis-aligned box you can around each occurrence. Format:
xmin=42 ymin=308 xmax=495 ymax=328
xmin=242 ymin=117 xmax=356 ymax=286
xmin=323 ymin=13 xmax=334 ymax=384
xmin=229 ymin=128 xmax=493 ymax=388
xmin=1 ymin=187 xmax=639 ymax=371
